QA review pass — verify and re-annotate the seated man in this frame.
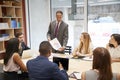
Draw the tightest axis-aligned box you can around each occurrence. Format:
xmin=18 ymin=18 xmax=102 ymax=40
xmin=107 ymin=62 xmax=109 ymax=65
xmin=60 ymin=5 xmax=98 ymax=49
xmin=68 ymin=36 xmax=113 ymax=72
xmin=15 ymin=32 xmax=30 ymax=56
xmin=27 ymin=41 xmax=68 ymax=80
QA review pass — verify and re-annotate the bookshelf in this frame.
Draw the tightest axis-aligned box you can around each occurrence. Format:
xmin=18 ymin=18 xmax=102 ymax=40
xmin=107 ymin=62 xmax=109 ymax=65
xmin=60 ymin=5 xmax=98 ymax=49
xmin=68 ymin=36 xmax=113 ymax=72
xmin=0 ymin=1 xmax=23 ymax=54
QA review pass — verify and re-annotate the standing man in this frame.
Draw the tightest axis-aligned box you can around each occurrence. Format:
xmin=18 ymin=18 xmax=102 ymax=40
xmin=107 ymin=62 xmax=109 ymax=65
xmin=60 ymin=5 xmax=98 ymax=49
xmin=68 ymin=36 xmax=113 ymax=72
xmin=27 ymin=41 xmax=68 ymax=80
xmin=47 ymin=10 xmax=69 ymax=53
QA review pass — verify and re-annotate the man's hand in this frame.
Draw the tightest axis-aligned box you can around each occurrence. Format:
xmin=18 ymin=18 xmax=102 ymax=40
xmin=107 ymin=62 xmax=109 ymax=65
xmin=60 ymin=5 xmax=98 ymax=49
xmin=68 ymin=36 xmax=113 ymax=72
xmin=59 ymin=62 xmax=64 ymax=70
xmin=58 ymin=47 xmax=65 ymax=51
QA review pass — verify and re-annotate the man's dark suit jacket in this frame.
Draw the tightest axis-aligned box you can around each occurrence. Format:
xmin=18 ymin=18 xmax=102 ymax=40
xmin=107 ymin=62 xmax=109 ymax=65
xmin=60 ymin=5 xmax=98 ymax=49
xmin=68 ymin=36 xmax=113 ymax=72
xmin=47 ymin=20 xmax=68 ymax=47
xmin=19 ymin=42 xmax=30 ymax=56
xmin=27 ymin=56 xmax=68 ymax=80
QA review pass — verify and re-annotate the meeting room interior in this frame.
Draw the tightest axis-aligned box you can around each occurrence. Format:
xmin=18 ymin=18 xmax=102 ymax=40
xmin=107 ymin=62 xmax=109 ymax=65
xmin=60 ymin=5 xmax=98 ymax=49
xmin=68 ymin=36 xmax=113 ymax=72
xmin=0 ymin=0 xmax=120 ymax=80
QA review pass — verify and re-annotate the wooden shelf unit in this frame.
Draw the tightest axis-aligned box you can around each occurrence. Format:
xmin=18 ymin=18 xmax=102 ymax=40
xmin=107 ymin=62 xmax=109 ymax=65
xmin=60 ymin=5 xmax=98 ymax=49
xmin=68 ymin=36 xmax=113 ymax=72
xmin=0 ymin=1 xmax=23 ymax=54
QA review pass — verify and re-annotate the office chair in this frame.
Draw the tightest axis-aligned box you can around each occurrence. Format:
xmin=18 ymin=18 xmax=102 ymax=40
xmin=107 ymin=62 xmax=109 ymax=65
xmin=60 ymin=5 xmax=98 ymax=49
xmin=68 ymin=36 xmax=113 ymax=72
xmin=64 ymin=46 xmax=72 ymax=54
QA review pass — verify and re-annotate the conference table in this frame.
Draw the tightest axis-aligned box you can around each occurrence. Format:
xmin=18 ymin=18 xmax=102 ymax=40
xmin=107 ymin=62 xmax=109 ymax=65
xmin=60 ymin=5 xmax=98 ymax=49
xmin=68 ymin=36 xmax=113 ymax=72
xmin=22 ymin=49 xmax=120 ymax=80
xmin=0 ymin=49 xmax=120 ymax=80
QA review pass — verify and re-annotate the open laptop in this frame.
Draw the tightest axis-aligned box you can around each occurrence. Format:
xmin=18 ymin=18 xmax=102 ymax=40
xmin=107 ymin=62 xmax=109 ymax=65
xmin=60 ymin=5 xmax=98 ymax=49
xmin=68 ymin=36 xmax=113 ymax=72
xmin=53 ymin=57 xmax=69 ymax=71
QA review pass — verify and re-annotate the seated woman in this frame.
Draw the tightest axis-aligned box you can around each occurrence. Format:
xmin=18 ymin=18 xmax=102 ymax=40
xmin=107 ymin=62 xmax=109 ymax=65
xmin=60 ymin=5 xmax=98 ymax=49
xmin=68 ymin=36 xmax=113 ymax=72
xmin=72 ymin=32 xmax=93 ymax=58
xmin=81 ymin=47 xmax=120 ymax=80
xmin=3 ymin=38 xmax=27 ymax=80
xmin=106 ymin=34 xmax=120 ymax=62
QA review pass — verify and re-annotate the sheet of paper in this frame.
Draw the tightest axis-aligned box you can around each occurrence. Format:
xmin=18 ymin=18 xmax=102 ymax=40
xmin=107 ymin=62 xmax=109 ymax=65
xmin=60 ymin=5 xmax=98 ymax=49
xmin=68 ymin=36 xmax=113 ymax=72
xmin=73 ymin=72 xmax=81 ymax=80
xmin=82 ymin=56 xmax=93 ymax=61
xmin=49 ymin=38 xmax=61 ymax=50
xmin=22 ymin=49 xmax=39 ymax=59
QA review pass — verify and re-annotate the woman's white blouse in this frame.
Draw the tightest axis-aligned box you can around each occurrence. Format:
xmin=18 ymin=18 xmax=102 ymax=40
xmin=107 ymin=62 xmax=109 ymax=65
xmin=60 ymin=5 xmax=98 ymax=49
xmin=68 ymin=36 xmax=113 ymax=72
xmin=108 ymin=45 xmax=120 ymax=58
xmin=3 ymin=53 xmax=20 ymax=72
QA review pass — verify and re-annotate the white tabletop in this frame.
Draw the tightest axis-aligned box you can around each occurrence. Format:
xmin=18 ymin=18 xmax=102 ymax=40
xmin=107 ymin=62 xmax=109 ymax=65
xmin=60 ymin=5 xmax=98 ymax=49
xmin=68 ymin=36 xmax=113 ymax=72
xmin=22 ymin=50 xmax=120 ymax=80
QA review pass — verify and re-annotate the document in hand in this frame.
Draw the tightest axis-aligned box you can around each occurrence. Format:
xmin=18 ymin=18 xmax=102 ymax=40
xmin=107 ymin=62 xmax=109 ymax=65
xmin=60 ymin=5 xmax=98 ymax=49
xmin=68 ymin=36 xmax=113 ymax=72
xmin=49 ymin=38 xmax=61 ymax=50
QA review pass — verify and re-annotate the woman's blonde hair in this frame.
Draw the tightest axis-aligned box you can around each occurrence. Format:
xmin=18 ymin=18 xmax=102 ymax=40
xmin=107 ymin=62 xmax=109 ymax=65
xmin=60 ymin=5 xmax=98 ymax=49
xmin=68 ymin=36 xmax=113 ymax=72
xmin=78 ymin=32 xmax=91 ymax=54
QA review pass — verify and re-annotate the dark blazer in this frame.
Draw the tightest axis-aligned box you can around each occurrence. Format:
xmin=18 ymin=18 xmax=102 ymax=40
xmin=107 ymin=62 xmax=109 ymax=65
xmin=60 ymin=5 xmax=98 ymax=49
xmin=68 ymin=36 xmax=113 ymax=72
xmin=47 ymin=20 xmax=68 ymax=47
xmin=27 ymin=56 xmax=68 ymax=80
xmin=19 ymin=42 xmax=30 ymax=56
xmin=21 ymin=42 xmax=30 ymax=50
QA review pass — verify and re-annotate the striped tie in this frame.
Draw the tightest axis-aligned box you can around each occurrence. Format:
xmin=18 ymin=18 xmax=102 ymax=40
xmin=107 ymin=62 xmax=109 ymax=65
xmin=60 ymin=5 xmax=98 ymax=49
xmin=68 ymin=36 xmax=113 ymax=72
xmin=54 ymin=22 xmax=59 ymax=37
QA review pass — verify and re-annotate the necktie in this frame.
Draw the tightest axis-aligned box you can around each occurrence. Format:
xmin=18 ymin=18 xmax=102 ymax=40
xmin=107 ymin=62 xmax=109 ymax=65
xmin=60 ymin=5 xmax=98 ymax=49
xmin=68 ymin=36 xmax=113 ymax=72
xmin=54 ymin=22 xmax=59 ymax=37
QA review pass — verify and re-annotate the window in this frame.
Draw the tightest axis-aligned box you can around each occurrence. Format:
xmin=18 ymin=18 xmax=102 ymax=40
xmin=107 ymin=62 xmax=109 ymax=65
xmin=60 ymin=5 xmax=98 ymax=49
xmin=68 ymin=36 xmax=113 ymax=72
xmin=88 ymin=0 xmax=120 ymax=48
xmin=50 ymin=0 xmax=120 ymax=49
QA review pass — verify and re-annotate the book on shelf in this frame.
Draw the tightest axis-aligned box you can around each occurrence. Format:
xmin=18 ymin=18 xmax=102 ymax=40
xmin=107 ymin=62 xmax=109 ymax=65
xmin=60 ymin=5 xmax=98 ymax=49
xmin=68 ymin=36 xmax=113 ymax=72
xmin=0 ymin=23 xmax=9 ymax=29
xmin=11 ymin=20 xmax=17 ymax=28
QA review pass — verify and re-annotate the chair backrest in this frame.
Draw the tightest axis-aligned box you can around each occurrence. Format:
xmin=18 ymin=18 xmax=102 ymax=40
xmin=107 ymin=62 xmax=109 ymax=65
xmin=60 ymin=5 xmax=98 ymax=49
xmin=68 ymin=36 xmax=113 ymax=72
xmin=64 ymin=46 xmax=72 ymax=54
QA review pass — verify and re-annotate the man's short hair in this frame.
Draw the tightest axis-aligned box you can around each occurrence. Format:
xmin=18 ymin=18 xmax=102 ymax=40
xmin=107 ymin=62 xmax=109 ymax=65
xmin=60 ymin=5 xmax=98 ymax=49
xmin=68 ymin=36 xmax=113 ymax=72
xmin=56 ymin=10 xmax=63 ymax=15
xmin=39 ymin=41 xmax=52 ymax=55
xmin=15 ymin=32 xmax=23 ymax=38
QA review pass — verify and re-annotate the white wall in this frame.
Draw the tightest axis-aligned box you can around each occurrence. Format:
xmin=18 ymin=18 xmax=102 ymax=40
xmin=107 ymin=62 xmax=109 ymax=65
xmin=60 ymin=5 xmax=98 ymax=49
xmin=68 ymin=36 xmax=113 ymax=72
xmin=25 ymin=0 xmax=50 ymax=50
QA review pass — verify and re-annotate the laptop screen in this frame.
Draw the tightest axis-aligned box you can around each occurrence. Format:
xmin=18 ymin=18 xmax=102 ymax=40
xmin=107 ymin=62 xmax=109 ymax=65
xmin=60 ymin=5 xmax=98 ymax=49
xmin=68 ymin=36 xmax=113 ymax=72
xmin=53 ymin=57 xmax=69 ymax=71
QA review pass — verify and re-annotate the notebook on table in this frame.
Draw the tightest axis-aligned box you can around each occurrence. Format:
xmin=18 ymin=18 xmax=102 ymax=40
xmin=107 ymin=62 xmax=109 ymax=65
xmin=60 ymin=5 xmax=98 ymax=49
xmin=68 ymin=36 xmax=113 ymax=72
xmin=69 ymin=71 xmax=81 ymax=80
xmin=53 ymin=57 xmax=69 ymax=71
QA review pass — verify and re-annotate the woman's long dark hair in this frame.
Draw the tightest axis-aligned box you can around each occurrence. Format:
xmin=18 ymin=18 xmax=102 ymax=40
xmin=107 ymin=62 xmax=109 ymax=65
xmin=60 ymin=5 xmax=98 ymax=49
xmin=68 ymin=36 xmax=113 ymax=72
xmin=92 ymin=47 xmax=112 ymax=80
xmin=109 ymin=34 xmax=120 ymax=47
xmin=4 ymin=38 xmax=19 ymax=65
xmin=112 ymin=34 xmax=120 ymax=45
